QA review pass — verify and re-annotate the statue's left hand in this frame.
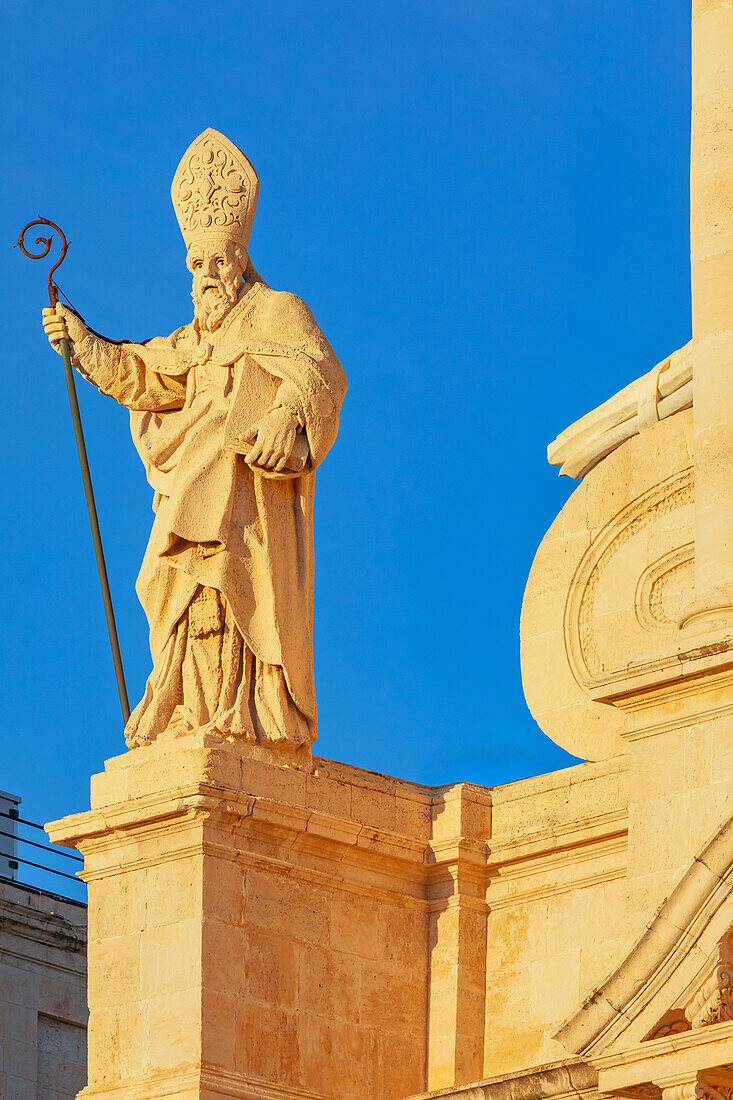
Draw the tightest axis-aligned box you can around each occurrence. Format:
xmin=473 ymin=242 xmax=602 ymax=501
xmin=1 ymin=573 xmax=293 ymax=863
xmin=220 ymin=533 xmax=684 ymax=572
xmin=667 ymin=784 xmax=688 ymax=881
xmin=245 ymin=406 xmax=299 ymax=472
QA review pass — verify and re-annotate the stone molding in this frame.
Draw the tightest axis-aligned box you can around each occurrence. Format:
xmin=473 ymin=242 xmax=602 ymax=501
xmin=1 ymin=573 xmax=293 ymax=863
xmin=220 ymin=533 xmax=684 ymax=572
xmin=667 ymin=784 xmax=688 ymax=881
xmin=661 ymin=1070 xmax=733 ymax=1100
xmin=586 ymin=638 xmax=733 ymax=712
xmin=0 ymin=890 xmax=86 ymax=956
xmin=427 ymin=836 xmax=490 ymax=912
xmin=547 ymin=342 xmax=692 ymax=480
xmin=592 ymin=1020 xmax=733 ymax=1096
xmin=407 ymin=1056 xmax=597 ymax=1100
xmin=49 ymin=783 xmax=475 ymax=907
xmin=521 ymin=411 xmax=695 ymax=761
xmin=49 ymin=760 xmax=627 ymax=918
xmin=565 ymin=468 xmax=693 ymax=683
xmin=485 ymin=806 xmax=628 ymax=909
xmin=77 ymin=1063 xmax=333 ymax=1100
xmin=46 ymin=735 xmax=500 ymax=1098
xmin=44 ymin=734 xmax=642 ymax=1097
xmin=635 ymin=544 xmax=695 ymax=635
xmin=487 ymin=807 xmax=628 ymax=866
xmin=0 ymin=881 xmax=86 ymax=986
xmin=554 ymin=811 xmax=733 ymax=1058
xmin=47 ymin=737 xmax=496 ymax=911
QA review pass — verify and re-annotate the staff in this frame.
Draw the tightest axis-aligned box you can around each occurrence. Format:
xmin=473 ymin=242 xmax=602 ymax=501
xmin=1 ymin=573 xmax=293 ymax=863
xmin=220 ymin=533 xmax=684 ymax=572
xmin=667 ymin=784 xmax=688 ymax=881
xmin=16 ymin=218 xmax=130 ymax=725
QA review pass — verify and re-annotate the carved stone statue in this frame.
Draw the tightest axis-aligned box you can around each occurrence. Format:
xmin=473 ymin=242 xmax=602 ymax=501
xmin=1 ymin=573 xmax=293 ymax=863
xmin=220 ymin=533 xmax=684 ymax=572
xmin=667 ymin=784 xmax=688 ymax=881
xmin=42 ymin=129 xmax=347 ymax=751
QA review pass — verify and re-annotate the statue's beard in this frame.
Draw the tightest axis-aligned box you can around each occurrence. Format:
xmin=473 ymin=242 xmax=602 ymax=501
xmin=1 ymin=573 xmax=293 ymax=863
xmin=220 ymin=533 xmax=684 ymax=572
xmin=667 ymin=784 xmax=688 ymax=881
xmin=192 ymin=279 xmax=240 ymax=332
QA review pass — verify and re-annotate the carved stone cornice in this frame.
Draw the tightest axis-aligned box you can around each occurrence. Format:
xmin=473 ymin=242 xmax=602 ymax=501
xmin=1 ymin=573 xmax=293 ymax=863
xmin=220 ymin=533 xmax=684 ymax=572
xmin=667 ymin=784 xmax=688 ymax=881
xmin=77 ymin=1063 xmax=333 ymax=1100
xmin=46 ymin=738 xmax=493 ymax=914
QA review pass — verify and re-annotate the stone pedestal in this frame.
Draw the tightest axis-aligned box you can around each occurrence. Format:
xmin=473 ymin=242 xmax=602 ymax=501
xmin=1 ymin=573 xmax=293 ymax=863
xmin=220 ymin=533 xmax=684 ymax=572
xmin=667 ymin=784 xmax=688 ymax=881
xmin=47 ymin=733 xmax=490 ymax=1100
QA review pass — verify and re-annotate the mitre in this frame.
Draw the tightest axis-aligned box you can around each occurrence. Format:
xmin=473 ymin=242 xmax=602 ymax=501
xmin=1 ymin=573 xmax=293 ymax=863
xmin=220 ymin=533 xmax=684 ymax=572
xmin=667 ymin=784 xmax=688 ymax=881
xmin=171 ymin=128 xmax=259 ymax=250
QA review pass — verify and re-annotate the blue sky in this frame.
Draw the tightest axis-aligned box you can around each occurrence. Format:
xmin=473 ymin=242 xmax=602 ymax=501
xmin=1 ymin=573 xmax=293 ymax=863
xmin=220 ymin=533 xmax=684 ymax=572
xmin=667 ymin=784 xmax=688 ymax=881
xmin=1 ymin=2 xmax=692 ymax=850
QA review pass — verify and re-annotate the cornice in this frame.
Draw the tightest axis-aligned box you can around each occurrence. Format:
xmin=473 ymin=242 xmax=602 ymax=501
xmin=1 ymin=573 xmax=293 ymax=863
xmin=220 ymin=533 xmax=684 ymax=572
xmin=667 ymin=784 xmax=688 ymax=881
xmin=77 ymin=1062 xmax=331 ymax=1100
xmin=0 ymin=894 xmax=86 ymax=953
xmin=49 ymin=784 xmax=491 ymax=907
xmin=408 ymin=1056 xmax=597 ymax=1100
xmin=488 ymin=808 xmax=628 ymax=867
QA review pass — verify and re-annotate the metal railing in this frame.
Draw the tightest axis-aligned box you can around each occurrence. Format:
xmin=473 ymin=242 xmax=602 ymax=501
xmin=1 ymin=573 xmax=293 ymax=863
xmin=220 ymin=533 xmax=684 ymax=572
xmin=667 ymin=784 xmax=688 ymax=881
xmin=0 ymin=808 xmax=86 ymax=903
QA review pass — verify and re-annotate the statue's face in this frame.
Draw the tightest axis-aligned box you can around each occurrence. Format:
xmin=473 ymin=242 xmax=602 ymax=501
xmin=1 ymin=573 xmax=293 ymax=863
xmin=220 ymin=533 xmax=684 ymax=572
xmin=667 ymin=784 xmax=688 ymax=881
xmin=188 ymin=239 xmax=246 ymax=332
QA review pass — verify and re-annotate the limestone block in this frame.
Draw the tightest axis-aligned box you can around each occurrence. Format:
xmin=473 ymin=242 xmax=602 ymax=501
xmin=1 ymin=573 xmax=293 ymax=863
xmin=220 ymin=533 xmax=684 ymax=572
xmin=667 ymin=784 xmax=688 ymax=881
xmin=329 ymin=890 xmax=381 ymax=959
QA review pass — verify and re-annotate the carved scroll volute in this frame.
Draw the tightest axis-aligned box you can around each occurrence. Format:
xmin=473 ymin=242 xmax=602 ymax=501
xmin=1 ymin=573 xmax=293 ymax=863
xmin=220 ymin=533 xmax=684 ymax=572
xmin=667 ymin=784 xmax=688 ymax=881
xmin=661 ymin=1070 xmax=733 ymax=1100
xmin=685 ymin=942 xmax=733 ymax=1028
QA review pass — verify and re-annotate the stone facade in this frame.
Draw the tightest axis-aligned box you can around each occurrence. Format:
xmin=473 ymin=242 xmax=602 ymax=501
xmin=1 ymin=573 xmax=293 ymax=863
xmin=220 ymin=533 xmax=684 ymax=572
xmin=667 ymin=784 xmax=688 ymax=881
xmin=46 ymin=715 xmax=710 ymax=1099
xmin=0 ymin=879 xmax=87 ymax=1100
xmin=40 ymin=0 xmax=733 ymax=1096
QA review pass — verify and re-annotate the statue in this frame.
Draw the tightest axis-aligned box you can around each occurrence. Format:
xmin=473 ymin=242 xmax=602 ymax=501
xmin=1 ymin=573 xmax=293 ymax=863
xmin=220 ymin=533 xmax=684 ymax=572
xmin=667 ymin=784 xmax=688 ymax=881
xmin=41 ymin=129 xmax=347 ymax=751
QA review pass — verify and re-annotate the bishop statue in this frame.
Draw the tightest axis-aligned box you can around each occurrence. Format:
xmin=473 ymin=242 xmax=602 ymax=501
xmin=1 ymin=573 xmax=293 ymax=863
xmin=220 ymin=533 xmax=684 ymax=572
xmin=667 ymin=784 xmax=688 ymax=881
xmin=42 ymin=129 xmax=347 ymax=751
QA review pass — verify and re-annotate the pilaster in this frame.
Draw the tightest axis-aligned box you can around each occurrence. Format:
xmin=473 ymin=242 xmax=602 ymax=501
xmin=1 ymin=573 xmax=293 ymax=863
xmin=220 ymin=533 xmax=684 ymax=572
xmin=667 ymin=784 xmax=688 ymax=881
xmin=425 ymin=786 xmax=490 ymax=1091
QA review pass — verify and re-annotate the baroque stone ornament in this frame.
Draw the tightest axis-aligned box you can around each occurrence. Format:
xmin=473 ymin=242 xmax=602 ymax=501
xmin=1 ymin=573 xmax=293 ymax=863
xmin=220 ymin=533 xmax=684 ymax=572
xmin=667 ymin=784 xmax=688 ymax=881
xmin=42 ymin=129 xmax=347 ymax=752
xmin=685 ymin=941 xmax=733 ymax=1028
xmin=662 ymin=1072 xmax=733 ymax=1100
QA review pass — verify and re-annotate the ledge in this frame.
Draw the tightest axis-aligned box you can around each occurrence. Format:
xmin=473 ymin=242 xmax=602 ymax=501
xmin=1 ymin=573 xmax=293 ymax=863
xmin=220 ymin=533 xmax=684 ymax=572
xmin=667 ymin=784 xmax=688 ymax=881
xmin=585 ymin=632 xmax=733 ymax=710
xmin=595 ymin=1019 xmax=733 ymax=1093
xmin=408 ymin=1057 xmax=597 ymax=1100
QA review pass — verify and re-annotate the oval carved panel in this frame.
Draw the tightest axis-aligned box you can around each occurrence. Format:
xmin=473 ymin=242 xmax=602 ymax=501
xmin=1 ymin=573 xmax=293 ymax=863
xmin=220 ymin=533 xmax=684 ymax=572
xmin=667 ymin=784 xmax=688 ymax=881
xmin=521 ymin=411 xmax=694 ymax=761
xmin=635 ymin=544 xmax=695 ymax=634
xmin=564 ymin=468 xmax=693 ymax=685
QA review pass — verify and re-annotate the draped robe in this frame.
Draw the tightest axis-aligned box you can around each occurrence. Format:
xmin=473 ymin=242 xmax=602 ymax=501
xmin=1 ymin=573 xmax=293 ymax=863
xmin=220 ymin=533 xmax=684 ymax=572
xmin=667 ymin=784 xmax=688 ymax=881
xmin=73 ymin=278 xmax=347 ymax=748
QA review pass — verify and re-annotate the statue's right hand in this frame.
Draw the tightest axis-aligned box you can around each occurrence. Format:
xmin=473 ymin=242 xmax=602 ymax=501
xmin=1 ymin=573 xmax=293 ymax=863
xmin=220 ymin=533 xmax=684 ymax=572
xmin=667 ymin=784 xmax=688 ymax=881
xmin=42 ymin=305 xmax=88 ymax=355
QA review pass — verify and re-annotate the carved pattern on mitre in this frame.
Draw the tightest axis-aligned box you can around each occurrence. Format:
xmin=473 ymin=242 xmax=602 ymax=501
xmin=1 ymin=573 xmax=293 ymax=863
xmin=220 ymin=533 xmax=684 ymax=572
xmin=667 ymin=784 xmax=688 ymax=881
xmin=171 ymin=129 xmax=259 ymax=249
